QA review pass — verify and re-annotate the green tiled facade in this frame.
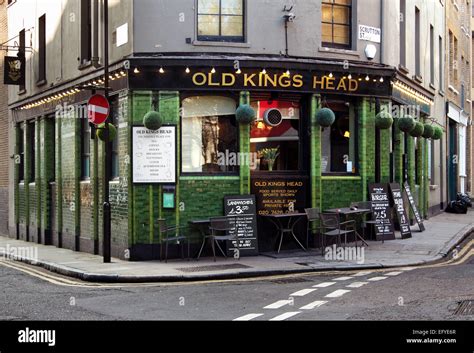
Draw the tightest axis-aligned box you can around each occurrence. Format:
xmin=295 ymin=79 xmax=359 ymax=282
xmin=13 ymin=89 xmax=430 ymax=260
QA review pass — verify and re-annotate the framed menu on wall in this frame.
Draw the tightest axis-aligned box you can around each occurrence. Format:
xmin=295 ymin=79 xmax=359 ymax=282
xmin=132 ymin=126 xmax=176 ymax=184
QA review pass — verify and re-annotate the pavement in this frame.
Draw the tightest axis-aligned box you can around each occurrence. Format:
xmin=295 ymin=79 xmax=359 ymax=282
xmin=0 ymin=209 xmax=473 ymax=283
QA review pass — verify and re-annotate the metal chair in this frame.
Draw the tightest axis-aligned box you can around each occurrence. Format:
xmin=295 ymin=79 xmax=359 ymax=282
xmin=350 ymin=201 xmax=375 ymax=240
xmin=304 ymin=208 xmax=321 ymax=249
xmin=319 ymin=213 xmax=357 ymax=255
xmin=158 ymin=219 xmax=190 ymax=263
xmin=197 ymin=216 xmax=238 ymax=262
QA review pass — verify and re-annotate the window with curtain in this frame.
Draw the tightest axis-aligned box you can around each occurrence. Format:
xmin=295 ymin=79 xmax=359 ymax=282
xmin=197 ymin=0 xmax=244 ymax=42
xmin=181 ymin=96 xmax=238 ymax=174
xmin=321 ymin=0 xmax=352 ymax=49
xmin=321 ymin=101 xmax=357 ymax=173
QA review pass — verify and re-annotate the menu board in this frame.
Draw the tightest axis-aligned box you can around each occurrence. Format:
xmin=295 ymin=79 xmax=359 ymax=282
xmin=403 ymin=182 xmax=425 ymax=232
xmin=369 ymin=183 xmax=395 ymax=241
xmin=132 ymin=126 xmax=176 ymax=183
xmin=224 ymin=195 xmax=259 ymax=257
xmin=251 ymin=178 xmax=307 ymax=216
xmin=389 ymin=183 xmax=412 ymax=239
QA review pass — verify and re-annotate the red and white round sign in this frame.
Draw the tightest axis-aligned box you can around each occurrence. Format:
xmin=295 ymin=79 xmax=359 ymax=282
xmin=87 ymin=94 xmax=110 ymax=125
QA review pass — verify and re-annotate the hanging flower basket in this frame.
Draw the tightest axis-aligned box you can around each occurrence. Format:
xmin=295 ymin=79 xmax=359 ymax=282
xmin=409 ymin=121 xmax=424 ymax=137
xmin=397 ymin=115 xmax=416 ymax=133
xmin=375 ymin=111 xmax=393 ymax=129
xmin=316 ymin=108 xmax=336 ymax=127
xmin=96 ymin=123 xmax=117 ymax=142
xmin=432 ymin=126 xmax=444 ymax=140
xmin=143 ymin=111 xmax=163 ymax=131
xmin=422 ymin=124 xmax=435 ymax=139
xmin=235 ymin=104 xmax=256 ymax=124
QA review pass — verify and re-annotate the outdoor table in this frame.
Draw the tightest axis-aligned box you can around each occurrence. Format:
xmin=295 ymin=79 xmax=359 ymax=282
xmin=188 ymin=219 xmax=211 ymax=237
xmin=260 ymin=212 xmax=307 ymax=254
xmin=325 ymin=208 xmax=371 ymax=247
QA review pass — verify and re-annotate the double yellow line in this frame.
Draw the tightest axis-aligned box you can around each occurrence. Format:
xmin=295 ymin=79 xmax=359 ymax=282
xmin=0 ymin=239 xmax=472 ymax=289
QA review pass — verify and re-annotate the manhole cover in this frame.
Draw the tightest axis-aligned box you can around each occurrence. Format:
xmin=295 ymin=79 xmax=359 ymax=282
xmin=176 ymin=263 xmax=251 ymax=273
xmin=270 ymin=277 xmax=311 ymax=284
xmin=454 ymin=300 xmax=474 ymax=315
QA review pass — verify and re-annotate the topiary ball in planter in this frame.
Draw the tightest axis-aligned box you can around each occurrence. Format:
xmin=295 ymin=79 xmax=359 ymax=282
xmin=316 ymin=108 xmax=336 ymax=127
xmin=235 ymin=104 xmax=256 ymax=124
xmin=409 ymin=121 xmax=424 ymax=137
xmin=397 ymin=115 xmax=416 ymax=133
xmin=432 ymin=126 xmax=444 ymax=140
xmin=422 ymin=124 xmax=435 ymax=139
xmin=375 ymin=111 xmax=393 ymax=129
xmin=96 ymin=123 xmax=117 ymax=142
xmin=143 ymin=111 xmax=162 ymax=131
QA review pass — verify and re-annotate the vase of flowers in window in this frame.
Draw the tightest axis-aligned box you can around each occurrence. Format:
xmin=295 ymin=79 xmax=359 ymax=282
xmin=258 ymin=147 xmax=280 ymax=171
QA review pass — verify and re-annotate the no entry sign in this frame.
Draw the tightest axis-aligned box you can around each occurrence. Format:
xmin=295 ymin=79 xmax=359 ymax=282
xmin=87 ymin=94 xmax=110 ymax=125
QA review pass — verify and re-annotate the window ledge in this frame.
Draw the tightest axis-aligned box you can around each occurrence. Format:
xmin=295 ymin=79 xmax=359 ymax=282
xmin=18 ymin=89 xmax=27 ymax=96
xmin=413 ymin=75 xmax=423 ymax=83
xmin=438 ymin=90 xmax=445 ymax=97
xmin=321 ymin=175 xmax=361 ymax=181
xmin=80 ymin=179 xmax=91 ymax=184
xmin=318 ymin=46 xmax=359 ymax=57
xmin=180 ymin=175 xmax=240 ymax=181
xmin=430 ymin=184 xmax=439 ymax=190
xmin=398 ymin=65 xmax=409 ymax=74
xmin=192 ymin=40 xmax=251 ymax=48
xmin=429 ymin=83 xmax=436 ymax=91
xmin=78 ymin=61 xmax=93 ymax=70
xmin=36 ymin=79 xmax=47 ymax=87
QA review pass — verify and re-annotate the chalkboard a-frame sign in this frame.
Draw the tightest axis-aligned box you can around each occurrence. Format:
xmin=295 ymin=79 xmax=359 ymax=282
xmin=369 ymin=183 xmax=395 ymax=241
xmin=403 ymin=182 xmax=426 ymax=232
xmin=389 ymin=183 xmax=412 ymax=239
xmin=224 ymin=195 xmax=259 ymax=257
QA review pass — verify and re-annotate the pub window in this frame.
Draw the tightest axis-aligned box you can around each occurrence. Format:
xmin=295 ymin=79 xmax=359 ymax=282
xmin=81 ymin=113 xmax=91 ymax=180
xmin=80 ymin=0 xmax=92 ymax=65
xmin=18 ymin=124 xmax=25 ymax=182
xmin=197 ymin=0 xmax=244 ymax=42
xmin=181 ymin=96 xmax=238 ymax=174
xmin=321 ymin=0 xmax=352 ymax=49
xmin=19 ymin=29 xmax=25 ymax=92
xmin=321 ymin=100 xmax=357 ymax=174
xmin=28 ymin=122 xmax=36 ymax=182
xmin=250 ymin=100 xmax=301 ymax=172
xmin=109 ymin=99 xmax=119 ymax=180
xmin=38 ymin=14 xmax=46 ymax=83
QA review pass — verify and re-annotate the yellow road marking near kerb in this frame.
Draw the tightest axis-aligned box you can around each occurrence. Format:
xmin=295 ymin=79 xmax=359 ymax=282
xmin=0 ymin=240 xmax=472 ymax=289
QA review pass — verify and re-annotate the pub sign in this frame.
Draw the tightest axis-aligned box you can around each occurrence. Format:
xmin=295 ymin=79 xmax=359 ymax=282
xmin=4 ymin=56 xmax=25 ymax=86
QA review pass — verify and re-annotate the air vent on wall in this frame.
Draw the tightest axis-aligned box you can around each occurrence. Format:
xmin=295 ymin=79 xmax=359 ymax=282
xmin=263 ymin=108 xmax=283 ymax=127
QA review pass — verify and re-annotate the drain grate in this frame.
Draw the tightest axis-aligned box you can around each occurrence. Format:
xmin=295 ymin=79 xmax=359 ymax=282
xmin=176 ymin=263 xmax=251 ymax=273
xmin=270 ymin=277 xmax=311 ymax=284
xmin=454 ymin=300 xmax=474 ymax=315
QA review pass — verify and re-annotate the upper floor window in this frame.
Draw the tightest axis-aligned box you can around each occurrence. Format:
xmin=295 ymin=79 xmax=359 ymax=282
xmin=197 ymin=0 xmax=244 ymax=42
xmin=37 ymin=14 xmax=46 ymax=84
xmin=80 ymin=0 xmax=92 ymax=65
xmin=321 ymin=0 xmax=352 ymax=49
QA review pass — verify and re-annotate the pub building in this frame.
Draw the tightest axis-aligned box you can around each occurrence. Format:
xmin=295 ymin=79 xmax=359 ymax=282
xmin=11 ymin=58 xmax=434 ymax=259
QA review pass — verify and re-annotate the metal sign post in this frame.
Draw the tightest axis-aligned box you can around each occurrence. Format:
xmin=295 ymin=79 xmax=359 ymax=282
xmin=103 ymin=0 xmax=111 ymax=263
